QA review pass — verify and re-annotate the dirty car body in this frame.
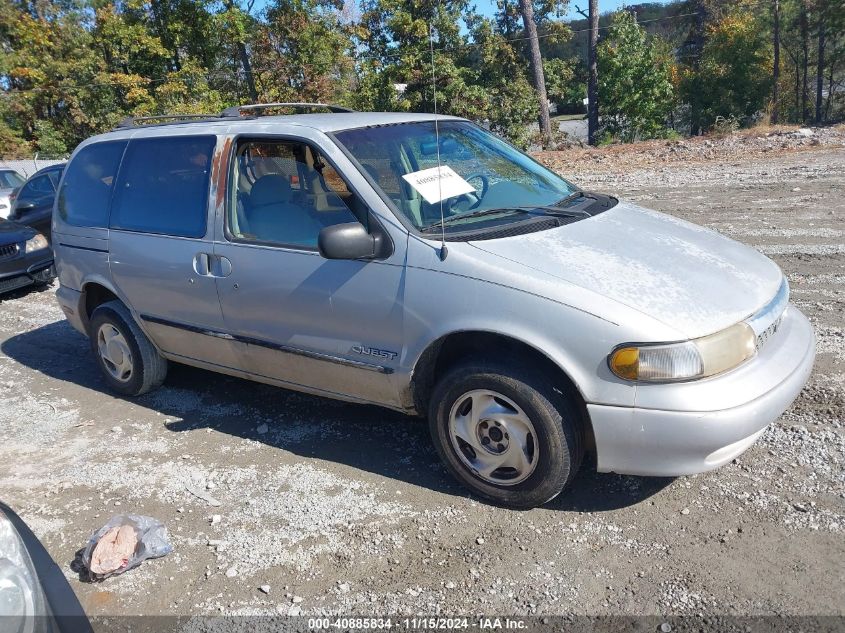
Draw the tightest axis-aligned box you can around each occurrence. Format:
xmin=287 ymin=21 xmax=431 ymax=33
xmin=51 ymin=110 xmax=815 ymax=507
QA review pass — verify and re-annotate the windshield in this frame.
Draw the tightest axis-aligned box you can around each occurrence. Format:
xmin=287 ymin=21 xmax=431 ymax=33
xmin=332 ymin=121 xmax=577 ymax=231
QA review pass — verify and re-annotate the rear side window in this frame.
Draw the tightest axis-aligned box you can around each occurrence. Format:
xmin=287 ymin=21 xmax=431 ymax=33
xmin=110 ymin=136 xmax=215 ymax=238
xmin=57 ymin=141 xmax=126 ymax=227
xmin=0 ymin=171 xmax=24 ymax=188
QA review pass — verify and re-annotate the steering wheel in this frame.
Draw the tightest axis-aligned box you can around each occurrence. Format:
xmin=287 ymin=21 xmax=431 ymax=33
xmin=458 ymin=173 xmax=490 ymax=210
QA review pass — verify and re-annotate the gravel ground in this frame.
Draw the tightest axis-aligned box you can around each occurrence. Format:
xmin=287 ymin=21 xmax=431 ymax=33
xmin=0 ymin=132 xmax=843 ymax=621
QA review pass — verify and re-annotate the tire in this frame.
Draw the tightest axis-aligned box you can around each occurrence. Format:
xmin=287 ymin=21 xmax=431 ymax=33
xmin=88 ymin=300 xmax=168 ymax=397
xmin=429 ymin=360 xmax=584 ymax=509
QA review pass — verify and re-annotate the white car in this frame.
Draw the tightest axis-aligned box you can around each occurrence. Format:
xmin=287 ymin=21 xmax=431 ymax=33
xmin=0 ymin=168 xmax=25 ymax=219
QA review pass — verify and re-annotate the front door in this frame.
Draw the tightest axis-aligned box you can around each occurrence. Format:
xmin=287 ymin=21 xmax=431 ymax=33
xmin=12 ymin=171 xmax=58 ymax=238
xmin=108 ymin=134 xmax=237 ymax=369
xmin=212 ymin=136 xmax=405 ymax=407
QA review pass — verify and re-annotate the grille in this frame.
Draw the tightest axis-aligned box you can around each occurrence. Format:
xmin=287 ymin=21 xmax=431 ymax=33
xmin=0 ymin=274 xmax=31 ymax=294
xmin=747 ymin=277 xmax=790 ymax=353
xmin=0 ymin=243 xmax=19 ymax=261
xmin=755 ymin=314 xmax=783 ymax=352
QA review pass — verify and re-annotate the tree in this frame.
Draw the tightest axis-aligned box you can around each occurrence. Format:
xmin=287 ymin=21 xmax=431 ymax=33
xmin=32 ymin=119 xmax=66 ymax=156
xmin=543 ymin=57 xmax=580 ymax=109
xmin=688 ymin=0 xmax=707 ymax=134
xmin=683 ymin=9 xmax=773 ymax=130
xmin=354 ymin=0 xmax=543 ymax=147
xmin=799 ymin=0 xmax=809 ymax=122
xmin=251 ymin=0 xmax=356 ymax=105
xmin=355 ymin=0 xmax=472 ymax=114
xmin=587 ymin=0 xmax=598 ymax=144
xmin=222 ymin=0 xmax=259 ymax=102
xmin=820 ymin=0 xmax=845 ymax=120
xmin=465 ymin=16 xmax=539 ymax=147
xmin=517 ymin=0 xmax=553 ymax=145
xmin=597 ymin=10 xmax=675 ymax=141
xmin=772 ymin=0 xmax=781 ymax=123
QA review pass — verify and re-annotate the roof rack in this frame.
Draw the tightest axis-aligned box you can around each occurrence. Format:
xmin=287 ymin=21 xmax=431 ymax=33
xmin=112 ymin=102 xmax=355 ymax=131
xmin=219 ymin=102 xmax=355 ymax=117
xmin=115 ymin=114 xmax=216 ymax=129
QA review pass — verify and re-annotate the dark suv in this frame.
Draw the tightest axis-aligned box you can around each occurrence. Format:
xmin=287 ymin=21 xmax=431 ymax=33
xmin=9 ymin=164 xmax=65 ymax=241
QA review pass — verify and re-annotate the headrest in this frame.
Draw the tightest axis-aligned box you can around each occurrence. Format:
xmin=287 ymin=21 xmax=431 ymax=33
xmin=250 ymin=174 xmax=292 ymax=207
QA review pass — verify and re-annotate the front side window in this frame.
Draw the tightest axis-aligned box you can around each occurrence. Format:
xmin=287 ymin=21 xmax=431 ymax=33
xmin=19 ymin=174 xmax=54 ymax=200
xmin=333 ymin=121 xmax=577 ymax=231
xmin=110 ymin=136 xmax=215 ymax=238
xmin=58 ymin=141 xmax=126 ymax=227
xmin=228 ymin=139 xmax=360 ymax=249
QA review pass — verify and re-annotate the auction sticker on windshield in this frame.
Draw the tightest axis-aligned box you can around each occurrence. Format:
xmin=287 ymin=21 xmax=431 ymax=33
xmin=401 ymin=165 xmax=476 ymax=204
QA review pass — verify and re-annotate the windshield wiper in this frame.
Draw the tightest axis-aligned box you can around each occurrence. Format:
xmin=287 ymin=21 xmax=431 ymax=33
xmin=553 ymin=191 xmax=586 ymax=207
xmin=421 ymin=208 xmax=529 ymax=232
xmin=421 ymin=203 xmax=592 ymax=232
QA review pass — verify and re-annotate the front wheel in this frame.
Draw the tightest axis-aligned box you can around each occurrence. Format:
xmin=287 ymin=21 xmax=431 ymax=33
xmin=429 ymin=361 xmax=584 ymax=509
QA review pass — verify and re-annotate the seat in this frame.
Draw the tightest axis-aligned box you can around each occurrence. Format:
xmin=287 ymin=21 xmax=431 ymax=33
xmin=244 ymin=174 xmax=323 ymax=246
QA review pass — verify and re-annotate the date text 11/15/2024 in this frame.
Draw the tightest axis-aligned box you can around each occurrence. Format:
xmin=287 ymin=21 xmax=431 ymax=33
xmin=307 ymin=617 xmax=529 ymax=630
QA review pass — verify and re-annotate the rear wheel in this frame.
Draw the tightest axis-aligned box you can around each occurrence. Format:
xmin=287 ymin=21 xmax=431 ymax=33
xmin=429 ymin=361 xmax=583 ymax=509
xmin=89 ymin=300 xmax=167 ymax=396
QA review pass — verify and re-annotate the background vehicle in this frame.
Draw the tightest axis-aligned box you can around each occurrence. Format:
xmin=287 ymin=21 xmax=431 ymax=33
xmin=9 ymin=164 xmax=64 ymax=241
xmin=0 ymin=218 xmax=54 ymax=296
xmin=0 ymin=501 xmax=92 ymax=633
xmin=0 ymin=168 xmax=25 ymax=219
xmin=52 ymin=105 xmax=814 ymax=508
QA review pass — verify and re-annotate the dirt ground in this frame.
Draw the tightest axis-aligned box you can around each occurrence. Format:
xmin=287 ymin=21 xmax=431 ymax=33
xmin=0 ymin=131 xmax=843 ymax=622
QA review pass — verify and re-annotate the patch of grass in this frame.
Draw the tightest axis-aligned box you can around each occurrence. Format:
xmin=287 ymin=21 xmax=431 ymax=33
xmin=552 ymin=113 xmax=587 ymax=122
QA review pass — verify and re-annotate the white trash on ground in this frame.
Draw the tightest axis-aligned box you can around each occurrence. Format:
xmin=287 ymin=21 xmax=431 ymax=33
xmin=81 ymin=514 xmax=172 ymax=580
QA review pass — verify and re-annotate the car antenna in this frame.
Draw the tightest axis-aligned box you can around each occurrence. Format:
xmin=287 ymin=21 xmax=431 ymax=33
xmin=429 ymin=21 xmax=448 ymax=261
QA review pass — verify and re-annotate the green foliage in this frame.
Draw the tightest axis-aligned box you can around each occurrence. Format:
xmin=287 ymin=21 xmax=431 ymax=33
xmin=0 ymin=119 xmax=30 ymax=158
xmin=32 ymin=119 xmax=67 ymax=156
xmin=251 ymin=0 xmax=357 ymax=104
xmin=682 ymin=9 xmax=773 ymax=130
xmin=1 ymin=0 xmax=831 ymax=154
xmin=354 ymin=1 xmax=542 ymax=147
xmin=543 ymin=57 xmax=582 ymax=109
xmin=597 ymin=10 xmax=676 ymax=142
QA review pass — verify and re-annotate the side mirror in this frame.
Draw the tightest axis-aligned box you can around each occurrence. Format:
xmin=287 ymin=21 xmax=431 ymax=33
xmin=318 ymin=223 xmax=377 ymax=260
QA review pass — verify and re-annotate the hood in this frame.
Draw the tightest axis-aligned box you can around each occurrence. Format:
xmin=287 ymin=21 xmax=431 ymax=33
xmin=469 ymin=201 xmax=783 ymax=338
xmin=0 ymin=219 xmax=36 ymax=243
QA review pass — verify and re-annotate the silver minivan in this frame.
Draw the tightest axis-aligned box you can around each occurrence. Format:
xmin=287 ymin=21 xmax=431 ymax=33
xmin=53 ymin=104 xmax=815 ymax=508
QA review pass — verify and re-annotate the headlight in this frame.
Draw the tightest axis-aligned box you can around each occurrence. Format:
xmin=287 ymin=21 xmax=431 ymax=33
xmin=609 ymin=322 xmax=757 ymax=382
xmin=24 ymin=234 xmax=48 ymax=253
xmin=0 ymin=511 xmax=46 ymax=623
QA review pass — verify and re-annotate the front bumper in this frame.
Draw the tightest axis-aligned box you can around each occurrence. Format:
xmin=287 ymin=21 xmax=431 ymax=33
xmin=0 ymin=249 xmax=55 ymax=295
xmin=588 ymin=305 xmax=816 ymax=477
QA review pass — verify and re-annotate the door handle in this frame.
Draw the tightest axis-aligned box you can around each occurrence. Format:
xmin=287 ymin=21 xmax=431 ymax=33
xmin=210 ymin=255 xmax=232 ymax=278
xmin=192 ymin=253 xmax=210 ymax=276
xmin=192 ymin=253 xmax=232 ymax=278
